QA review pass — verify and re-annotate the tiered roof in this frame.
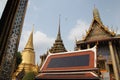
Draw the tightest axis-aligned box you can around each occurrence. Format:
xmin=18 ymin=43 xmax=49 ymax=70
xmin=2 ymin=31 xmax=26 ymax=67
xmin=49 ymin=18 xmax=67 ymax=53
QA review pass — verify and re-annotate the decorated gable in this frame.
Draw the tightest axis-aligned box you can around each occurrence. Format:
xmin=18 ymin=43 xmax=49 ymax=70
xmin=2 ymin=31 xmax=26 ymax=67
xmin=85 ymin=20 xmax=113 ymax=41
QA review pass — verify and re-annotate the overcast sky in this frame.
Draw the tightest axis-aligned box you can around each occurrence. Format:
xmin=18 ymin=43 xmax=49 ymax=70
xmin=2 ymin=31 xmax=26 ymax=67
xmin=0 ymin=0 xmax=120 ymax=63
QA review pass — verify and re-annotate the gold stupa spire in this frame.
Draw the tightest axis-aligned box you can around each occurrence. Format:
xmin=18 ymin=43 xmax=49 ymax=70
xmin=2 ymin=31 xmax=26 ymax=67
xmin=22 ymin=26 xmax=35 ymax=65
xmin=14 ymin=26 xmax=37 ymax=77
xmin=24 ymin=25 xmax=34 ymax=50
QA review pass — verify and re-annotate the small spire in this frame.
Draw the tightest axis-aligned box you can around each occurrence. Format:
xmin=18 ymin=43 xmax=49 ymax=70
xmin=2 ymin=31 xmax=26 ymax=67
xmin=56 ymin=15 xmax=62 ymax=40
xmin=93 ymin=6 xmax=102 ymax=23
xmin=32 ymin=24 xmax=34 ymax=32
xmin=49 ymin=15 xmax=67 ymax=53
xmin=24 ymin=27 xmax=34 ymax=50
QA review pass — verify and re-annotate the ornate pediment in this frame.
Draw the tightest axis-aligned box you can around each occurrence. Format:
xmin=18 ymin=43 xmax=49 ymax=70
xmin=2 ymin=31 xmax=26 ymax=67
xmin=82 ymin=7 xmax=115 ymax=41
xmin=85 ymin=20 xmax=115 ymax=41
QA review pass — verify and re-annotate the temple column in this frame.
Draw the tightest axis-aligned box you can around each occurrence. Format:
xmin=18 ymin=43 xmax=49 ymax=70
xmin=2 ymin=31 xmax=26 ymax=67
xmin=112 ymin=43 xmax=120 ymax=73
xmin=104 ymin=61 xmax=109 ymax=72
xmin=79 ymin=45 xmax=81 ymax=50
xmin=87 ymin=44 xmax=90 ymax=49
xmin=108 ymin=41 xmax=120 ymax=80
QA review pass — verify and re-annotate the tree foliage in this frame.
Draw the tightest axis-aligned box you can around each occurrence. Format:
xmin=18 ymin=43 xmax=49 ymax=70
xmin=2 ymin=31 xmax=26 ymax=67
xmin=16 ymin=51 xmax=22 ymax=69
xmin=22 ymin=72 xmax=35 ymax=80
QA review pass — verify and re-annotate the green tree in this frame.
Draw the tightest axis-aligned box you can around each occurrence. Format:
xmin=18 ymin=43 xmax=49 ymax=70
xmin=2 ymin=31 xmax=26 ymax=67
xmin=22 ymin=72 xmax=35 ymax=80
xmin=15 ymin=51 xmax=22 ymax=69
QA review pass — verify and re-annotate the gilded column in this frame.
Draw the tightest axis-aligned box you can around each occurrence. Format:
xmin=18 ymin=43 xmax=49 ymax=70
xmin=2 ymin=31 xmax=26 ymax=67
xmin=109 ymin=41 xmax=120 ymax=80
xmin=113 ymin=43 xmax=120 ymax=74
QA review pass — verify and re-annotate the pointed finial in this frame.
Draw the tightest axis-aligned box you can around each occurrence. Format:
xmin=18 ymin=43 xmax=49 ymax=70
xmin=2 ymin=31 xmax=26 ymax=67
xmin=56 ymin=15 xmax=62 ymax=40
xmin=59 ymin=15 xmax=60 ymax=31
xmin=93 ymin=6 xmax=99 ymax=18
xmin=58 ymin=14 xmax=61 ymax=34
xmin=93 ymin=6 xmax=102 ymax=23
xmin=59 ymin=14 xmax=61 ymax=26
xmin=24 ymin=27 xmax=34 ymax=50
xmin=32 ymin=24 xmax=34 ymax=32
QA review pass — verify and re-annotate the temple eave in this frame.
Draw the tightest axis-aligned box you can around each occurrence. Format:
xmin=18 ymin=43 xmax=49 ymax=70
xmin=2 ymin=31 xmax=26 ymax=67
xmin=76 ymin=37 xmax=120 ymax=45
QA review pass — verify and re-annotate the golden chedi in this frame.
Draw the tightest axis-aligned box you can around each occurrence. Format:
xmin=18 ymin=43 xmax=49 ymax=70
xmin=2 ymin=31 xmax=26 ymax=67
xmin=21 ymin=30 xmax=35 ymax=66
xmin=13 ymin=29 xmax=38 ymax=79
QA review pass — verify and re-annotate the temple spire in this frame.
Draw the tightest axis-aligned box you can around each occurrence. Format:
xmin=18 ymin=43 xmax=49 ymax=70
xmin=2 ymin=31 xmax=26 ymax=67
xmin=56 ymin=15 xmax=61 ymax=40
xmin=25 ymin=27 xmax=34 ymax=50
xmin=49 ymin=16 xmax=67 ymax=53
xmin=93 ymin=6 xmax=102 ymax=23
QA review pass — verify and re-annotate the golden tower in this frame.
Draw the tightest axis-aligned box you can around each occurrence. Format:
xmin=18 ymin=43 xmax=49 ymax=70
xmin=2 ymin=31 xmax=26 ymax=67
xmin=21 ymin=29 xmax=35 ymax=65
xmin=13 ymin=28 xmax=38 ymax=79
